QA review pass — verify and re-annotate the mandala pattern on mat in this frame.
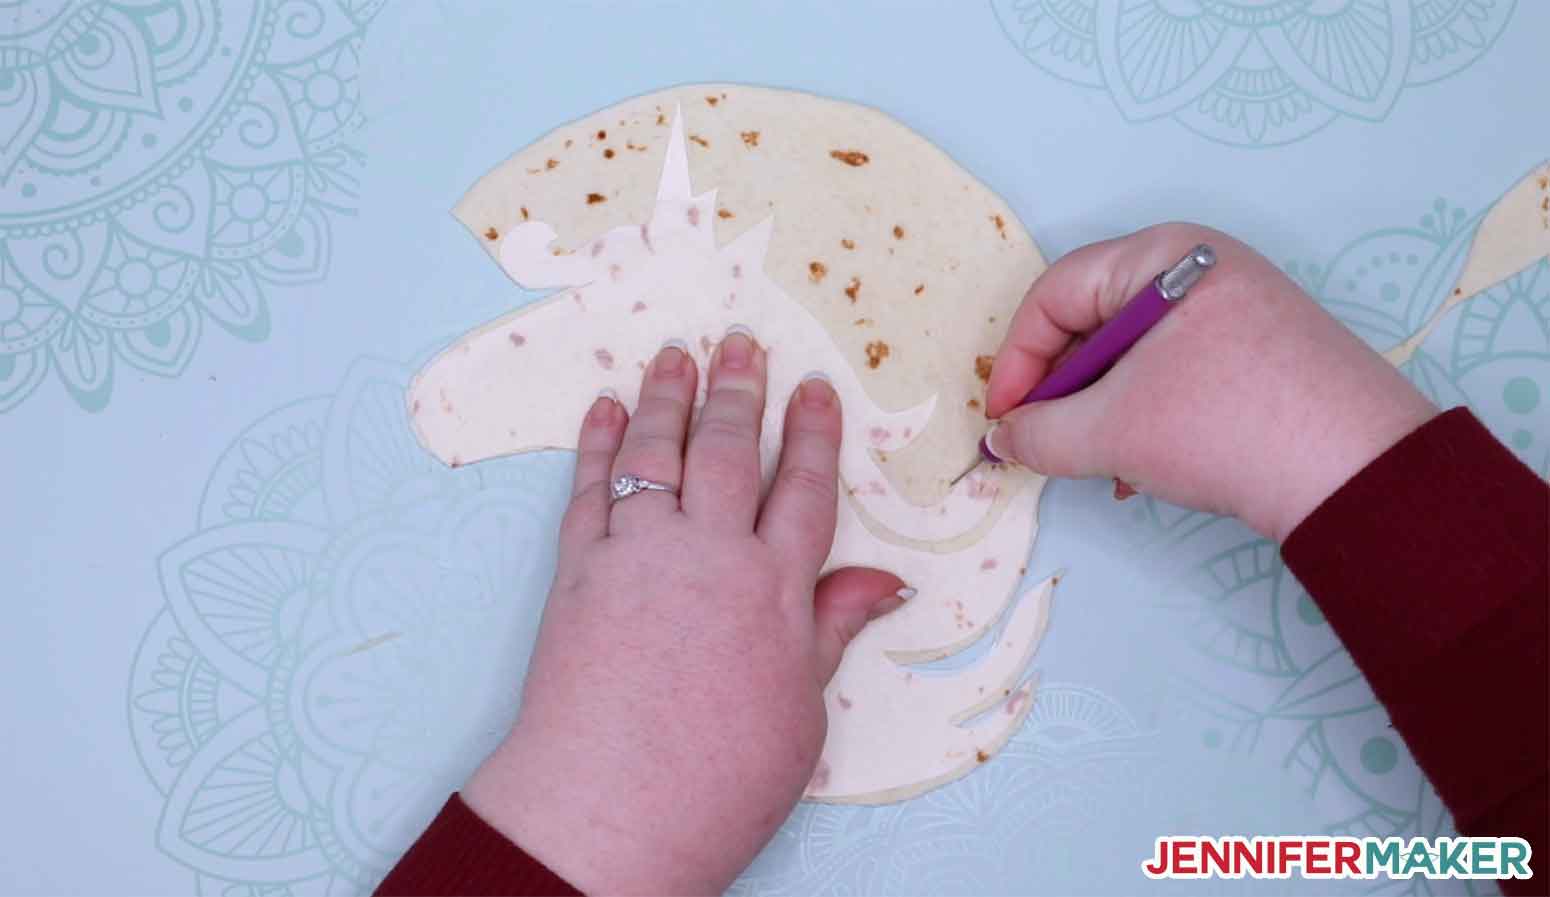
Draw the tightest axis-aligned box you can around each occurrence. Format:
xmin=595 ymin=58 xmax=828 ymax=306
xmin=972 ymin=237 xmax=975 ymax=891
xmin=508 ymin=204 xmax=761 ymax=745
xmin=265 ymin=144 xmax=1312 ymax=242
xmin=989 ymin=0 xmax=1517 ymax=146
xmin=0 ymin=0 xmax=384 ymax=413
xmin=730 ymin=684 xmax=1153 ymax=896
xmin=127 ymin=357 xmax=572 ymax=895
xmin=128 ymin=368 xmax=1155 ymax=895
xmin=1127 ymin=188 xmax=1546 ymax=896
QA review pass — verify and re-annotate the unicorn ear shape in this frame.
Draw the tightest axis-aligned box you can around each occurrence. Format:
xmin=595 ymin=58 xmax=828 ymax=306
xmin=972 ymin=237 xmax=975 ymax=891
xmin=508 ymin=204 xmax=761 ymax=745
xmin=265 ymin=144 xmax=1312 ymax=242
xmin=656 ymin=104 xmax=692 ymax=202
xmin=722 ymin=210 xmax=773 ymax=260
xmin=497 ymin=221 xmax=604 ymax=288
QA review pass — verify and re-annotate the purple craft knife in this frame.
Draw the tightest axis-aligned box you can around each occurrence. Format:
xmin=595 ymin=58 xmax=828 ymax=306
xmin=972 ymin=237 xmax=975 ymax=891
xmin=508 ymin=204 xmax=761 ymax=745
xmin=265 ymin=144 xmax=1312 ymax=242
xmin=949 ymin=243 xmax=1216 ymax=485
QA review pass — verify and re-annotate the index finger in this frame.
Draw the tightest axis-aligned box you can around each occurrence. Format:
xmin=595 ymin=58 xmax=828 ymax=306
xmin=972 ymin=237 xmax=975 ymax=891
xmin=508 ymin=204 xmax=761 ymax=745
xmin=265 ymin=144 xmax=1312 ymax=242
xmin=985 ymin=226 xmax=1196 ymax=418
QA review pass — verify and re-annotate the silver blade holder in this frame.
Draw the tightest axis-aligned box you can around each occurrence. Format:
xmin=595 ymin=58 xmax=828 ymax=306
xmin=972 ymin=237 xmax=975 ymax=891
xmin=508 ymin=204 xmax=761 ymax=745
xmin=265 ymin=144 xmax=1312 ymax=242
xmin=1157 ymin=243 xmax=1216 ymax=301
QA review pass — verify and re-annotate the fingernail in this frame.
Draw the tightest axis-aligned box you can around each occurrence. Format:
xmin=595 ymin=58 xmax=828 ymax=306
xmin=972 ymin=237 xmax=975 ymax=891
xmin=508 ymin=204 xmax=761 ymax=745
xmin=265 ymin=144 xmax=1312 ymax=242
xmin=655 ymin=343 xmax=686 ymax=377
xmin=721 ymin=325 xmax=755 ymax=369
xmin=798 ymin=375 xmax=834 ymax=409
xmin=588 ymin=392 xmax=616 ymax=424
xmin=985 ymin=421 xmax=1014 ymax=464
xmin=867 ymin=587 xmax=915 ymax=620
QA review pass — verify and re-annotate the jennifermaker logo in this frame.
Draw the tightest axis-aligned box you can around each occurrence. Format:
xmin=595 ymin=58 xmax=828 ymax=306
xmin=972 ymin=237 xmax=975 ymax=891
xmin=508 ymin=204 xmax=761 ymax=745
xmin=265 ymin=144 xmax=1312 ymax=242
xmin=1143 ymin=836 xmax=1533 ymax=881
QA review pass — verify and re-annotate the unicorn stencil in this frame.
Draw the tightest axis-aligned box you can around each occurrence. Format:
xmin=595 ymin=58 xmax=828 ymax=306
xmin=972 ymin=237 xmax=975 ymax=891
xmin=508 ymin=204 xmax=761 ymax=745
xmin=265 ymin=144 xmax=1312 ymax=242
xmin=409 ymin=94 xmax=1055 ymax=802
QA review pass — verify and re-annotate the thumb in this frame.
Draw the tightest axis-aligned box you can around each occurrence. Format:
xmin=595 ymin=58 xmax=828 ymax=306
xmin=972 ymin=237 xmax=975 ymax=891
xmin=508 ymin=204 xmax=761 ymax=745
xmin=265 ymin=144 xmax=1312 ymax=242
xmin=812 ymin=567 xmax=910 ymax=684
xmin=987 ymin=380 xmax=1115 ymax=479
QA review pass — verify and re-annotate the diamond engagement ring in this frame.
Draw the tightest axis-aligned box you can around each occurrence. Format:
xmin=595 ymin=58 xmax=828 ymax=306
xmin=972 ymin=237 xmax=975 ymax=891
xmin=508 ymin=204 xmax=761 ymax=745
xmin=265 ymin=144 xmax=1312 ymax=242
xmin=610 ymin=473 xmax=678 ymax=503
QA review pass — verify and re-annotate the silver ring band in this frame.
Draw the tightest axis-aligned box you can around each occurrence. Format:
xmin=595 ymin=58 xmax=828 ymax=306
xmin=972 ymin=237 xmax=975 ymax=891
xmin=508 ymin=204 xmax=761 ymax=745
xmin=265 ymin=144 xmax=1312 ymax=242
xmin=610 ymin=473 xmax=678 ymax=503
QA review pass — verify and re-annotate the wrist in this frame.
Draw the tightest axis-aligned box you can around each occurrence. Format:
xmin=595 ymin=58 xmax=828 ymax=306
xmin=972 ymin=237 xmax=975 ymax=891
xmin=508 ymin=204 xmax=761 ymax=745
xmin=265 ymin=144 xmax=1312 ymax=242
xmin=461 ymin=727 xmax=733 ymax=896
xmin=1257 ymin=373 xmax=1436 ymax=543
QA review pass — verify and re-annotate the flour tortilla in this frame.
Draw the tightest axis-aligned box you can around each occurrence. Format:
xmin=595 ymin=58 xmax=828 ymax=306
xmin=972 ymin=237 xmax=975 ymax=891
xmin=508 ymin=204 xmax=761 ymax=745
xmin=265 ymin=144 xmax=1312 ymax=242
xmin=1385 ymin=160 xmax=1549 ymax=366
xmin=1454 ymin=161 xmax=1549 ymax=298
xmin=414 ymin=85 xmax=1052 ymax=802
xmin=453 ymin=83 xmax=1043 ymax=511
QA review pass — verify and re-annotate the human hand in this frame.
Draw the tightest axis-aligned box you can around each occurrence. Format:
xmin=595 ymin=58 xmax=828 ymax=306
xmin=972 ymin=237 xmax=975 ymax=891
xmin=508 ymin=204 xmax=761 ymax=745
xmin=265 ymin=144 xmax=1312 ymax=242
xmin=985 ymin=223 xmax=1437 ymax=542
xmin=462 ymin=330 xmax=907 ymax=895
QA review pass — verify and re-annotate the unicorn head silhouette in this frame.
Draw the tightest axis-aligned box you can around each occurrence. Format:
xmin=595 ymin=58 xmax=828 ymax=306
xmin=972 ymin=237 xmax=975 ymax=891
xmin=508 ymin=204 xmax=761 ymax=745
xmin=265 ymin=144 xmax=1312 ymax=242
xmin=409 ymin=91 xmax=1056 ymax=802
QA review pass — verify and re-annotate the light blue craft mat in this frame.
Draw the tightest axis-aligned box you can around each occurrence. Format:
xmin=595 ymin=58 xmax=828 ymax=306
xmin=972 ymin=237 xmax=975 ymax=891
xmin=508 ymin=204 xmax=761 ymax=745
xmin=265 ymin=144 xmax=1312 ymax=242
xmin=3 ymin=2 xmax=1547 ymax=894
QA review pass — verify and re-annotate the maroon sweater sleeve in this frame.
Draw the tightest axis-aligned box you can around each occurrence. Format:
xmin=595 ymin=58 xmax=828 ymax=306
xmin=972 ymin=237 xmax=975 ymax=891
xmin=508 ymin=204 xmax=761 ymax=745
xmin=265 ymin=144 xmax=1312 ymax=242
xmin=374 ymin=793 xmax=582 ymax=896
xmin=1283 ymin=407 xmax=1548 ymax=895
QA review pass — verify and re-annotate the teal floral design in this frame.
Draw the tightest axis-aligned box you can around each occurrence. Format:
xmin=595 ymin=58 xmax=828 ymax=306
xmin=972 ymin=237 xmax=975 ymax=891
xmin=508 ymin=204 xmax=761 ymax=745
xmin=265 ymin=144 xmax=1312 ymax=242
xmin=730 ymin=685 xmax=1153 ymax=896
xmin=1297 ymin=198 xmax=1550 ymax=475
xmin=1135 ymin=187 xmax=1546 ymax=894
xmin=127 ymin=357 xmax=572 ymax=894
xmin=0 ymin=0 xmax=382 ymax=412
xmin=990 ymin=0 xmax=1517 ymax=146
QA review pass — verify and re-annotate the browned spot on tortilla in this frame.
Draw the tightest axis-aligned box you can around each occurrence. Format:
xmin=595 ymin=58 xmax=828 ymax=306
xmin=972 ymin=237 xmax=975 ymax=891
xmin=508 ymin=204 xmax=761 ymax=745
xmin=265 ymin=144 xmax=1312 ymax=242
xmin=809 ymin=261 xmax=828 ymax=283
xmin=689 ymin=134 xmax=709 ymax=148
xmin=564 ymin=138 xmax=573 ymax=148
xmin=864 ymin=340 xmax=890 ymax=369
xmin=717 ymin=208 xmax=734 ymax=219
xmin=520 ymin=206 xmax=530 ymax=220
xmin=837 ymin=694 xmax=853 ymax=709
xmin=975 ymin=355 xmax=994 ymax=383
xmin=853 ymin=317 xmax=873 ymax=326
xmin=626 ymin=140 xmax=646 ymax=152
xmin=740 ymin=130 xmax=760 ymax=148
xmin=546 ymin=158 xmax=559 ymax=170
xmin=484 ymin=226 xmax=499 ymax=241
xmin=975 ymin=750 xmax=990 ymax=763
xmin=656 ymin=112 xmax=666 ymax=126
xmin=1539 ymin=175 xmax=1548 ymax=189
xmin=844 ymin=277 xmax=861 ymax=302
xmin=705 ymin=95 xmax=719 ymax=106
xmin=840 ymin=238 xmax=856 ymax=250
xmin=603 ymin=148 xmax=615 ymax=159
xmin=594 ymin=348 xmax=615 ymax=370
xmin=1453 ymin=287 xmax=1463 ymax=296
xmin=991 ymin=214 xmax=1007 ymax=239
xmin=966 ymin=398 xmax=981 ymax=410
xmin=631 ymin=301 xmax=647 ymax=313
xmin=1113 ymin=479 xmax=1138 ymax=500
xmin=830 ymin=149 xmax=870 ymax=167
xmin=586 ymin=192 xmax=606 ymax=205
xmin=596 ymin=129 xmax=607 ymax=140
xmin=914 ymin=283 xmax=925 ymax=296
xmin=893 ymin=225 xmax=905 ymax=239
xmin=508 ymin=332 xmax=525 ymax=347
